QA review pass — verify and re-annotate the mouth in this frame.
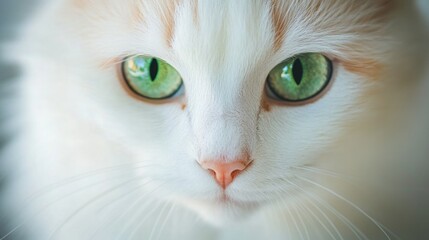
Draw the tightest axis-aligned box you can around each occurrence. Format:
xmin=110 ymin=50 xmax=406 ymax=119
xmin=217 ymin=192 xmax=258 ymax=208
xmin=178 ymin=191 xmax=260 ymax=225
xmin=204 ymin=192 xmax=261 ymax=220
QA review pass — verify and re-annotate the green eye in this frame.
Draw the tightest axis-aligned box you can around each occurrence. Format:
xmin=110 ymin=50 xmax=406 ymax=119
xmin=122 ymin=55 xmax=183 ymax=99
xmin=267 ymin=53 xmax=332 ymax=102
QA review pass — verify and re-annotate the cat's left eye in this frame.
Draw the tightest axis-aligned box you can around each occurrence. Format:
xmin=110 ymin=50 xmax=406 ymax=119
xmin=122 ymin=55 xmax=183 ymax=100
xmin=266 ymin=53 xmax=332 ymax=103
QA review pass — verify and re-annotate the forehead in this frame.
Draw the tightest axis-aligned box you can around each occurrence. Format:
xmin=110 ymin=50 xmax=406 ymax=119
xmin=72 ymin=0 xmax=392 ymax=80
xmin=172 ymin=1 xmax=274 ymax=81
xmin=176 ymin=0 xmax=390 ymax=80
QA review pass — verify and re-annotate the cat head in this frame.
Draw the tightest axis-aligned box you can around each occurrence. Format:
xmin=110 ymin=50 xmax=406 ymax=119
xmin=18 ymin=0 xmax=425 ymax=225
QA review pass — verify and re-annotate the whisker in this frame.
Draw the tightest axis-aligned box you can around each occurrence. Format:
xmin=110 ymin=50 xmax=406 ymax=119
xmin=291 ymin=166 xmax=346 ymax=179
xmin=127 ymin=201 xmax=164 ymax=240
xmin=286 ymin=180 xmax=344 ymax=240
xmin=148 ymin=202 xmax=169 ymax=240
xmin=114 ymin=198 xmax=155 ymax=240
xmin=271 ymin=191 xmax=293 ymax=236
xmin=297 ymin=176 xmax=393 ymax=240
xmin=16 ymin=161 xmax=158 ymax=209
xmin=86 ymin=180 xmax=156 ymax=240
xmin=294 ymin=201 xmax=319 ymax=240
xmin=305 ymin=189 xmax=366 ymax=239
xmin=0 ymin=174 xmax=139 ymax=240
xmin=0 ymin=224 xmax=19 ymax=240
xmin=293 ymin=201 xmax=311 ymax=240
xmin=299 ymin=186 xmax=368 ymax=240
xmin=154 ymin=203 xmax=176 ymax=240
xmin=284 ymin=201 xmax=305 ymax=240
xmin=252 ymin=185 xmax=282 ymax=233
xmin=0 ymin=162 xmax=161 ymax=225
xmin=47 ymin=176 xmax=147 ymax=240
xmin=275 ymin=185 xmax=339 ymax=240
xmin=121 ymin=182 xmax=171 ymax=240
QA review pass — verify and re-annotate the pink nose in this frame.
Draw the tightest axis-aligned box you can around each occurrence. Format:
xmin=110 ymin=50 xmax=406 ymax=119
xmin=200 ymin=160 xmax=250 ymax=189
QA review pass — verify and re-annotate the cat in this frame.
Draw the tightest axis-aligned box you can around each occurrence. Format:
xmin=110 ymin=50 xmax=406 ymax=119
xmin=1 ymin=0 xmax=429 ymax=239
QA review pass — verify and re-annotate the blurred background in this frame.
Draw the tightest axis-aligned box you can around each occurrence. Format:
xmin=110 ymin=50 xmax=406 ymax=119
xmin=0 ymin=0 xmax=38 ymax=84
xmin=0 ymin=0 xmax=39 ymax=236
xmin=0 ymin=0 xmax=36 ymax=78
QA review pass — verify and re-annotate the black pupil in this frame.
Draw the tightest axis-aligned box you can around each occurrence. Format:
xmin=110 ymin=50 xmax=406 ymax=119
xmin=292 ymin=58 xmax=303 ymax=85
xmin=149 ymin=59 xmax=159 ymax=81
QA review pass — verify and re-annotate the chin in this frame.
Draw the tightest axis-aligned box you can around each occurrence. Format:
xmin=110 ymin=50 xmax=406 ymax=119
xmin=179 ymin=195 xmax=261 ymax=226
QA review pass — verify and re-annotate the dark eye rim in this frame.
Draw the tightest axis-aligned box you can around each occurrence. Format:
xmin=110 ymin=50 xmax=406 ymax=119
xmin=120 ymin=55 xmax=184 ymax=101
xmin=266 ymin=54 xmax=334 ymax=104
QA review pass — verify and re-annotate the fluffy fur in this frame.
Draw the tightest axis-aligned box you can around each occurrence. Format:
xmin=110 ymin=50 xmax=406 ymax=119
xmin=1 ymin=0 xmax=428 ymax=239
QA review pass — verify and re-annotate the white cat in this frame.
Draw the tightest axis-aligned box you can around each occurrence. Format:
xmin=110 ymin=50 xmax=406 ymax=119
xmin=1 ymin=0 xmax=429 ymax=239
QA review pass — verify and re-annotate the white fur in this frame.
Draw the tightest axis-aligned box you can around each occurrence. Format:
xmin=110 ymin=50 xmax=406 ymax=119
xmin=1 ymin=0 xmax=429 ymax=239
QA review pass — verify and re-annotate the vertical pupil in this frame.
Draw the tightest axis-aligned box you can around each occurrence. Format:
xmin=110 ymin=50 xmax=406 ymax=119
xmin=292 ymin=58 xmax=303 ymax=85
xmin=149 ymin=59 xmax=158 ymax=81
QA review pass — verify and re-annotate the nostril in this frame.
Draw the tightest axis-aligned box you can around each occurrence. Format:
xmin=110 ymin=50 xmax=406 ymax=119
xmin=207 ymin=168 xmax=216 ymax=177
xmin=230 ymin=169 xmax=242 ymax=179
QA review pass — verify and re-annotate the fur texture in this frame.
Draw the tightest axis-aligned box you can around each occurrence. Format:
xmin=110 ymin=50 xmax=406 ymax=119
xmin=1 ymin=0 xmax=428 ymax=239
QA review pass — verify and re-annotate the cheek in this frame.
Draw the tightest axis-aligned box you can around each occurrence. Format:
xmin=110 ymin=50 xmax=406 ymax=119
xmin=254 ymin=69 xmax=369 ymax=167
xmin=70 ymin=68 xmax=213 ymax=192
xmin=71 ymin=68 xmax=184 ymax=148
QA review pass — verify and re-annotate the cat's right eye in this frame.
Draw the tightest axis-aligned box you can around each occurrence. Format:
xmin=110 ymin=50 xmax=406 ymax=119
xmin=122 ymin=55 xmax=183 ymax=100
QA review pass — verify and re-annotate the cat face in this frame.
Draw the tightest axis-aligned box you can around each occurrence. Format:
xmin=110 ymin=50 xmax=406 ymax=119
xmin=40 ymin=0 xmax=394 ymax=224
